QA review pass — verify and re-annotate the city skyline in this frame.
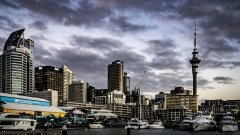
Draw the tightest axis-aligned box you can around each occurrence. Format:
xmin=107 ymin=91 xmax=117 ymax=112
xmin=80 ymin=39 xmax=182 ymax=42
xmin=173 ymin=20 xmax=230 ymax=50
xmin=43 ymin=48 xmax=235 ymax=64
xmin=0 ymin=0 xmax=239 ymax=102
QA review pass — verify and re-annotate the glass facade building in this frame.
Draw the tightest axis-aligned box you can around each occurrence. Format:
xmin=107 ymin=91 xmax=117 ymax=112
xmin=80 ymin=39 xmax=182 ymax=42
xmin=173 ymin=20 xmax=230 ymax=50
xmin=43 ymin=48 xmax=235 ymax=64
xmin=0 ymin=29 xmax=34 ymax=94
xmin=35 ymin=66 xmax=63 ymax=102
xmin=108 ymin=60 xmax=124 ymax=92
xmin=68 ymin=80 xmax=87 ymax=103
xmin=123 ymin=72 xmax=131 ymax=103
xmin=35 ymin=65 xmax=74 ymax=103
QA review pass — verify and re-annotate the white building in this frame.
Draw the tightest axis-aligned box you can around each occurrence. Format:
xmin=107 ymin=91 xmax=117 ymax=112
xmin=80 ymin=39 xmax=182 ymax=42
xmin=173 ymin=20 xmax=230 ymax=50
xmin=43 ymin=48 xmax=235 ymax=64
xmin=61 ymin=65 xmax=75 ymax=102
xmin=107 ymin=90 xmax=126 ymax=104
xmin=60 ymin=102 xmax=106 ymax=110
xmin=107 ymin=103 xmax=132 ymax=120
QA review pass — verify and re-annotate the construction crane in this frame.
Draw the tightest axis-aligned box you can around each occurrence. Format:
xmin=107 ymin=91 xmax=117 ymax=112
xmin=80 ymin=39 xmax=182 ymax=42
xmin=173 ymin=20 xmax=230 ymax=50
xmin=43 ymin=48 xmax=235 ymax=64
xmin=138 ymin=70 xmax=146 ymax=89
xmin=138 ymin=70 xmax=146 ymax=121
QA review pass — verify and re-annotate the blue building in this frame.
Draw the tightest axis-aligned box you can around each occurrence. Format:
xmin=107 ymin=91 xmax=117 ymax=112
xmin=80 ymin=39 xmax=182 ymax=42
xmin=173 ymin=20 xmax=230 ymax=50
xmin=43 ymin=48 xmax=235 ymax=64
xmin=0 ymin=93 xmax=66 ymax=118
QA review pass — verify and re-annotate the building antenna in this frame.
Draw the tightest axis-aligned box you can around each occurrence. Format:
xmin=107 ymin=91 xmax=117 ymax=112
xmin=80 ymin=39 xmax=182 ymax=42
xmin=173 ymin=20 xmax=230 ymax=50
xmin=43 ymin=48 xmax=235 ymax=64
xmin=194 ymin=23 xmax=196 ymax=48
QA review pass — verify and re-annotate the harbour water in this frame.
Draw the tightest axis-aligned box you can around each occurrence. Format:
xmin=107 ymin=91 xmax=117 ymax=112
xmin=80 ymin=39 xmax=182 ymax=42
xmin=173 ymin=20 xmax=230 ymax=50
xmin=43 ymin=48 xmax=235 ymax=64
xmin=47 ymin=128 xmax=240 ymax=135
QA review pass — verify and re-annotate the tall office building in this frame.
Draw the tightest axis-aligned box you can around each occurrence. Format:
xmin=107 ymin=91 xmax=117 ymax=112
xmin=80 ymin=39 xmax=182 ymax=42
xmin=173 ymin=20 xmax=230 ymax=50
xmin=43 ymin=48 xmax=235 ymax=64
xmin=123 ymin=72 xmax=131 ymax=102
xmin=68 ymin=80 xmax=87 ymax=103
xmin=61 ymin=65 xmax=75 ymax=102
xmin=108 ymin=60 xmax=124 ymax=92
xmin=87 ymin=85 xmax=95 ymax=103
xmin=189 ymin=24 xmax=201 ymax=96
xmin=123 ymin=72 xmax=130 ymax=95
xmin=0 ymin=29 xmax=34 ymax=94
xmin=35 ymin=65 xmax=74 ymax=103
xmin=35 ymin=66 xmax=63 ymax=100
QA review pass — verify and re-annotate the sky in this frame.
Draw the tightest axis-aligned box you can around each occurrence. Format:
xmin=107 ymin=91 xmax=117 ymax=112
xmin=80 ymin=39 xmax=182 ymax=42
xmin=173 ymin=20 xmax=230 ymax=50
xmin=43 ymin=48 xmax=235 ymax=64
xmin=0 ymin=0 xmax=239 ymax=103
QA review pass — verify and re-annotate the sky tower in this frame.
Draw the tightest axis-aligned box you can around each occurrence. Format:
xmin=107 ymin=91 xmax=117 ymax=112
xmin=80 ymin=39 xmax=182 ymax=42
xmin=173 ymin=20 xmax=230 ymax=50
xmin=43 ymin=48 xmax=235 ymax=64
xmin=189 ymin=24 xmax=201 ymax=96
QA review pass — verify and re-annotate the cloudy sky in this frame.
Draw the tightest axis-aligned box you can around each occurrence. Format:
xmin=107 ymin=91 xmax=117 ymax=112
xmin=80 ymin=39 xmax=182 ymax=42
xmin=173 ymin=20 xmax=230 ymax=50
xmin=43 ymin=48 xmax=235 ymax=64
xmin=0 ymin=0 xmax=239 ymax=103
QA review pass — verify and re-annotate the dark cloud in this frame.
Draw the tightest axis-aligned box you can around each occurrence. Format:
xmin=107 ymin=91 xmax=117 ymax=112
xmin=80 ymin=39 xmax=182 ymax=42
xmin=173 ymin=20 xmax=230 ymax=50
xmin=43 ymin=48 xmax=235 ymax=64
xmin=34 ymin=43 xmax=54 ymax=66
xmin=0 ymin=37 xmax=6 ymax=52
xmin=0 ymin=0 xmax=157 ymax=33
xmin=145 ymin=39 xmax=183 ymax=70
xmin=70 ymin=35 xmax=125 ymax=51
xmin=99 ymin=0 xmax=175 ymax=13
xmin=198 ymin=78 xmax=213 ymax=89
xmin=0 ymin=15 xmax=22 ymax=30
xmin=29 ymin=20 xmax=47 ymax=30
xmin=0 ymin=0 xmax=238 ymax=97
xmin=0 ymin=37 xmax=6 ymax=45
xmin=30 ymin=35 xmax=47 ymax=41
xmin=201 ymin=60 xmax=240 ymax=69
xmin=34 ymin=41 xmax=147 ymax=89
xmin=8 ymin=0 xmax=111 ymax=27
xmin=0 ymin=0 xmax=19 ymax=9
xmin=105 ymin=50 xmax=149 ymax=90
xmin=34 ymin=44 xmax=108 ymax=86
xmin=109 ymin=16 xmax=152 ymax=32
xmin=201 ymin=38 xmax=239 ymax=59
xmin=174 ymin=0 xmax=240 ymax=37
xmin=214 ymin=76 xmax=235 ymax=84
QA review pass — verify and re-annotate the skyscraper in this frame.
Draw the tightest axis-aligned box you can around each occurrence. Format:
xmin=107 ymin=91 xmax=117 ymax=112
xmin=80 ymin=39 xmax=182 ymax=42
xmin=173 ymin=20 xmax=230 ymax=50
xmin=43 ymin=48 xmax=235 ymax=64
xmin=123 ymin=72 xmax=131 ymax=102
xmin=35 ymin=66 xmax=63 ymax=100
xmin=68 ymin=80 xmax=87 ymax=103
xmin=0 ymin=29 xmax=34 ymax=94
xmin=61 ymin=65 xmax=75 ymax=102
xmin=35 ymin=65 xmax=74 ymax=103
xmin=189 ymin=24 xmax=201 ymax=96
xmin=108 ymin=60 xmax=124 ymax=92
xmin=123 ymin=72 xmax=130 ymax=95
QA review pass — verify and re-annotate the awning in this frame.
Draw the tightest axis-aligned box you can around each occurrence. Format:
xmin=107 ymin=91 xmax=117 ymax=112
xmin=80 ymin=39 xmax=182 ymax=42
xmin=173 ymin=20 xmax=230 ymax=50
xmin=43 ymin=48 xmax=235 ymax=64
xmin=88 ymin=113 xmax=118 ymax=117
xmin=3 ymin=102 xmax=66 ymax=113
xmin=73 ymin=110 xmax=85 ymax=115
xmin=58 ymin=107 xmax=85 ymax=115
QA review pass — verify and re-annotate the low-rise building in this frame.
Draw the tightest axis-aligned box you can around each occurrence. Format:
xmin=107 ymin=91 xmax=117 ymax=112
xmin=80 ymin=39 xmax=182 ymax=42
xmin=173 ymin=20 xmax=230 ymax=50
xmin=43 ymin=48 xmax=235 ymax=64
xmin=107 ymin=103 xmax=132 ymax=120
xmin=0 ymin=93 xmax=65 ymax=118
xmin=18 ymin=89 xmax=58 ymax=106
xmin=107 ymin=90 xmax=126 ymax=104
xmin=60 ymin=102 xmax=107 ymax=111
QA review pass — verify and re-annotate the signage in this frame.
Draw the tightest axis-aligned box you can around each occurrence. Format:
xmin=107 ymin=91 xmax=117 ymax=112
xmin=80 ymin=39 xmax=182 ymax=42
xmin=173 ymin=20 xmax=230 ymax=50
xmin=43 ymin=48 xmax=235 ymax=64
xmin=0 ymin=96 xmax=50 ymax=106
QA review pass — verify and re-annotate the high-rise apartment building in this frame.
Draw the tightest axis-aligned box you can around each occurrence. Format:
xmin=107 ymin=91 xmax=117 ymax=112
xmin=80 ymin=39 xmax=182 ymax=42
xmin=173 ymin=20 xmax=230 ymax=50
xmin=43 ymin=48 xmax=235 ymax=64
xmin=68 ymin=80 xmax=87 ymax=103
xmin=108 ymin=60 xmax=124 ymax=92
xmin=0 ymin=29 xmax=34 ymax=94
xmin=61 ymin=65 xmax=75 ymax=102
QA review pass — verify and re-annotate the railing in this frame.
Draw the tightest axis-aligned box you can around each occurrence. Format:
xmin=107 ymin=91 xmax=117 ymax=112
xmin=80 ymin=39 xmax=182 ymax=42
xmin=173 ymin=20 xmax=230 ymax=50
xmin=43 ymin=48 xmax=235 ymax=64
xmin=0 ymin=130 xmax=47 ymax=135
